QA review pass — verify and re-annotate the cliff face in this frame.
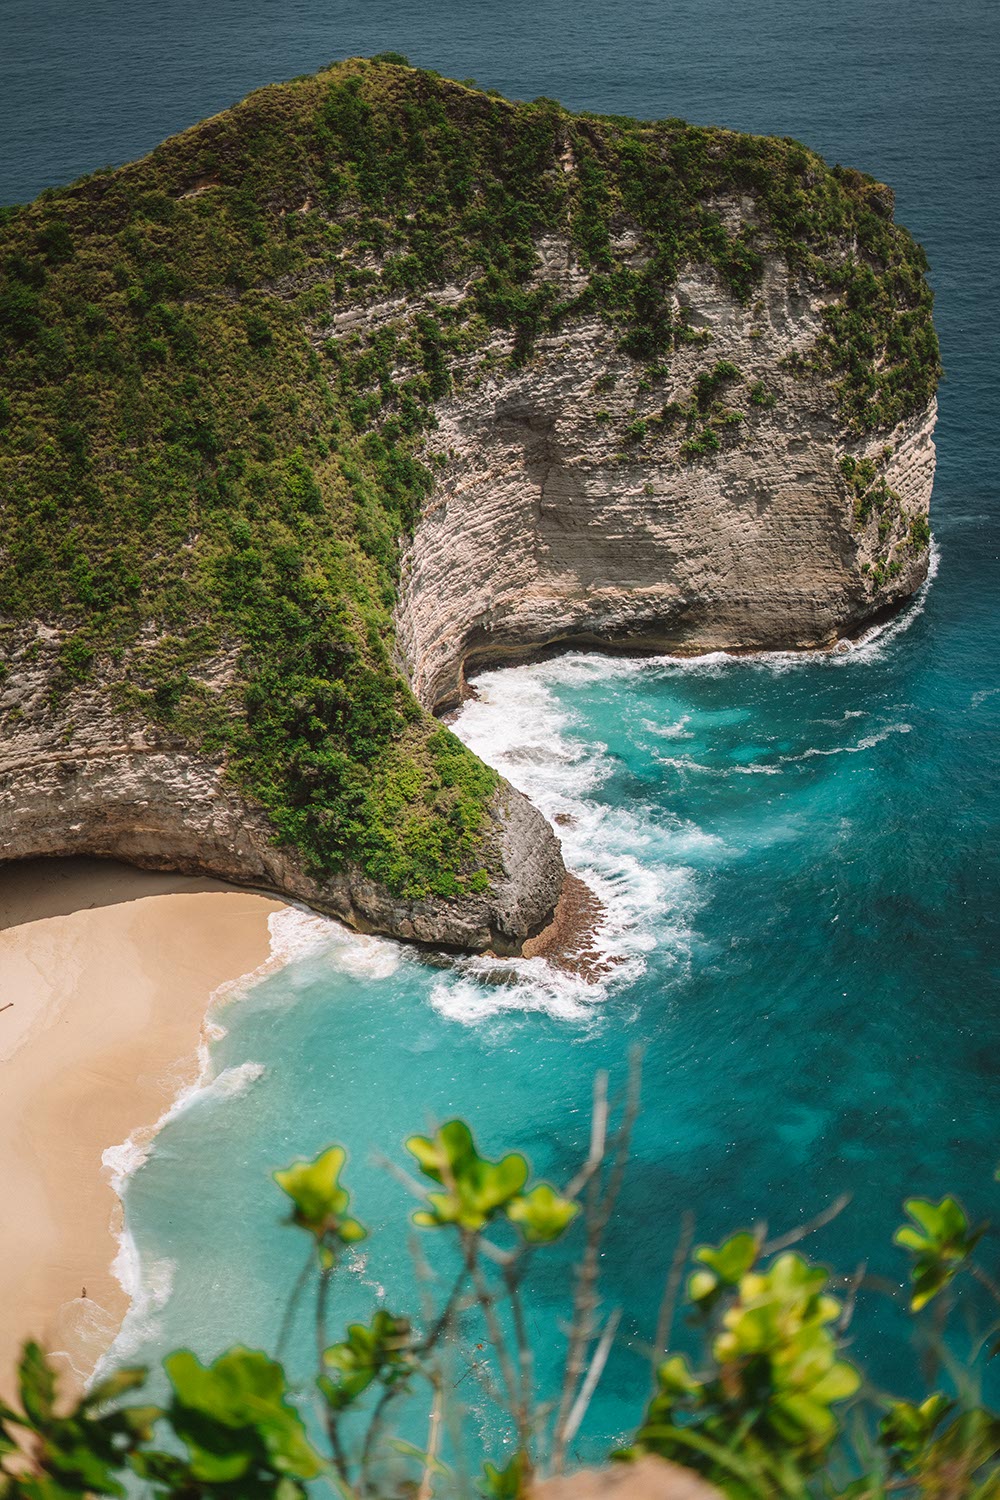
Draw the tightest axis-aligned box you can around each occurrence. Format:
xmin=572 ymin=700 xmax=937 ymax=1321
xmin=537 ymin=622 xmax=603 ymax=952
xmin=0 ymin=60 xmax=940 ymax=950
xmin=0 ymin=630 xmax=563 ymax=951
xmin=396 ymin=248 xmax=936 ymax=711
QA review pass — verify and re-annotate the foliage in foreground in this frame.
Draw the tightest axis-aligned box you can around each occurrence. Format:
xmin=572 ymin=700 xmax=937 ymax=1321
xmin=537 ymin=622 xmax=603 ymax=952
xmin=3 ymin=1076 xmax=997 ymax=1498
xmin=0 ymin=57 xmax=941 ymax=898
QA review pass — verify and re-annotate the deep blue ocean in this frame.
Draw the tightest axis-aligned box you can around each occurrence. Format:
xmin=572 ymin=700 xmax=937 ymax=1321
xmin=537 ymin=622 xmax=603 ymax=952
xmin=3 ymin=0 xmax=999 ymax=1470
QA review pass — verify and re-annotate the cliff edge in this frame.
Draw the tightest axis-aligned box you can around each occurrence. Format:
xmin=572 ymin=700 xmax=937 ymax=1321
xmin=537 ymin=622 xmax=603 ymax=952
xmin=0 ymin=58 xmax=940 ymax=948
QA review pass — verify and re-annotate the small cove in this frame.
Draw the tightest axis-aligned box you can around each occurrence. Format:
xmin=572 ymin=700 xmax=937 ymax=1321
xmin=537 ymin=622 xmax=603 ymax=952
xmin=3 ymin=0 xmax=998 ymax=1461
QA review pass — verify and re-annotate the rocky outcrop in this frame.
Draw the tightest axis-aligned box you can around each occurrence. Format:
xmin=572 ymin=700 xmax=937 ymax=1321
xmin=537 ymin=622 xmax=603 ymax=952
xmin=0 ymin=630 xmax=564 ymax=953
xmin=396 ymin=248 xmax=936 ymax=711
xmin=0 ymin=237 xmax=936 ymax=950
xmin=0 ymin=63 xmax=939 ymax=951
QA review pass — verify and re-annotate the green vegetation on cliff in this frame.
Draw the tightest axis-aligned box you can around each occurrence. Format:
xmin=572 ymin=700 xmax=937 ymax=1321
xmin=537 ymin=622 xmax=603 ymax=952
xmin=0 ymin=57 xmax=941 ymax=895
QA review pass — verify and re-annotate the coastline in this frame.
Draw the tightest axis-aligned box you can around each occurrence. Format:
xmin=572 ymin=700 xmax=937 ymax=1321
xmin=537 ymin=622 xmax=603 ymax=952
xmin=0 ymin=858 xmax=283 ymax=1401
xmin=0 ymin=577 xmax=935 ymax=1401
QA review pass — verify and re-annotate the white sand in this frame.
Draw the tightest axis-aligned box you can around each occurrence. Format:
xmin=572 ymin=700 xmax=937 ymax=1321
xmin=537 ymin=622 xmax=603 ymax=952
xmin=0 ymin=858 xmax=282 ymax=1400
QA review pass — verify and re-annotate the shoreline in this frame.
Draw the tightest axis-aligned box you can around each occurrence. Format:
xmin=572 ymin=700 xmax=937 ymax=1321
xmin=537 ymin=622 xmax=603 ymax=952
xmin=522 ymin=873 xmax=614 ymax=980
xmin=0 ymin=583 xmax=938 ymax=1401
xmin=0 ymin=855 xmax=608 ymax=1402
xmin=0 ymin=858 xmax=283 ymax=1401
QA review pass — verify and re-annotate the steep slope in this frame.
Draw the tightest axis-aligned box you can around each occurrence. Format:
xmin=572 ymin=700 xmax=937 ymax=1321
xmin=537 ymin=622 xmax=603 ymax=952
xmin=0 ymin=57 xmax=940 ymax=946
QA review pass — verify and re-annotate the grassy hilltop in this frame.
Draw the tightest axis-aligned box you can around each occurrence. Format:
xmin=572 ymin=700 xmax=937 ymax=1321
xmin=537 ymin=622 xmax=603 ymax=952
xmin=0 ymin=56 xmax=940 ymax=899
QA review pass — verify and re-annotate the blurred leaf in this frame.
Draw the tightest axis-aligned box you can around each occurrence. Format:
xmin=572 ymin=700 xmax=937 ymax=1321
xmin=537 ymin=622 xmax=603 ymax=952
xmin=880 ymin=1392 xmax=954 ymax=1469
xmin=320 ymin=1311 xmax=411 ymax=1411
xmin=165 ymin=1346 xmax=324 ymax=1483
xmin=505 ymin=1183 xmax=579 ymax=1243
xmin=656 ymin=1355 xmax=701 ymax=1398
xmin=79 ymin=1368 xmax=147 ymax=1415
xmin=688 ymin=1232 xmax=758 ymax=1310
xmin=273 ymin=1145 xmax=367 ymax=1246
xmin=479 ymin=1449 xmax=529 ymax=1497
xmin=893 ymin=1196 xmax=984 ymax=1310
xmin=407 ymin=1120 xmax=528 ymax=1231
xmin=17 ymin=1343 xmax=55 ymax=1430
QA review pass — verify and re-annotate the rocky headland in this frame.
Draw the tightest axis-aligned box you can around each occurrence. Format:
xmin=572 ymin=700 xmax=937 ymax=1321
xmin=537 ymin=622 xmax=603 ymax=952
xmin=0 ymin=58 xmax=940 ymax=950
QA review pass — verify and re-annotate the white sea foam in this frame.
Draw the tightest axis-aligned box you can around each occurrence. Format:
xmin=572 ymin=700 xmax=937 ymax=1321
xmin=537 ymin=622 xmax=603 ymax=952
xmin=265 ymin=905 xmax=404 ymax=982
xmin=98 ymin=902 xmax=405 ymax=1371
xmin=782 ymin=721 xmax=913 ymax=761
xmin=442 ymin=667 xmax=706 ymax=1024
xmin=95 ymin=914 xmax=326 ymax=1375
xmin=441 ymin=545 xmax=941 ymax=1021
xmin=631 ymin=538 xmax=942 ymax=680
xmin=643 ymin=713 xmax=693 ymax=738
xmin=98 ymin=1057 xmax=266 ymax=1369
xmin=653 ymin=754 xmax=782 ymax=777
xmin=92 ymin=1243 xmax=177 ymax=1374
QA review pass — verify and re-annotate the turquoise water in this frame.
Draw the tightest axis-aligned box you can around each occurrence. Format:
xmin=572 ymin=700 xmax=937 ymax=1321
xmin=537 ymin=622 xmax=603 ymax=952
xmin=4 ymin=0 xmax=999 ymax=1465
xmin=114 ymin=598 xmax=1000 ymax=1451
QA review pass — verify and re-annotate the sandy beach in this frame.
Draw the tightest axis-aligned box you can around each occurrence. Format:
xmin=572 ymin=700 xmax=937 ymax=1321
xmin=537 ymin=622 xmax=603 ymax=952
xmin=0 ymin=858 xmax=283 ymax=1402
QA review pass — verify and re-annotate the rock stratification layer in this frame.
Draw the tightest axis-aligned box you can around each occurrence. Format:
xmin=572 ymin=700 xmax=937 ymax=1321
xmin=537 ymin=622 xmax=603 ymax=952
xmin=396 ymin=251 xmax=936 ymax=711
xmin=0 ymin=60 xmax=939 ymax=948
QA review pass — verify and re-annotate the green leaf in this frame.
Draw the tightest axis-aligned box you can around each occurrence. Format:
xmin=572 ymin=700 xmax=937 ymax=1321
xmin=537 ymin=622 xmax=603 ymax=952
xmin=79 ymin=1366 xmax=148 ymax=1415
xmin=698 ymin=1231 xmax=758 ymax=1284
xmin=273 ymin=1145 xmax=367 ymax=1245
xmin=388 ymin=1436 xmax=452 ymax=1477
xmin=921 ymin=1408 xmax=1000 ymax=1489
xmin=505 ymin=1183 xmax=579 ymax=1243
xmin=321 ymin=1311 xmax=410 ymax=1411
xmin=406 ymin=1120 xmax=528 ymax=1231
xmin=656 ymin=1354 xmax=701 ymax=1397
xmin=479 ymin=1450 xmax=529 ymax=1498
xmin=688 ymin=1232 xmax=758 ymax=1309
xmin=17 ymin=1342 xmax=56 ymax=1430
xmin=165 ymin=1346 xmax=325 ymax=1482
xmin=893 ymin=1196 xmax=983 ymax=1311
xmin=880 ymin=1393 xmax=954 ymax=1467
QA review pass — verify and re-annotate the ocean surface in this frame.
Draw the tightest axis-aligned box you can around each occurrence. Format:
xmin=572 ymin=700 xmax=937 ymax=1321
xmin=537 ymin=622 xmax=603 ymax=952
xmin=4 ymin=0 xmax=1000 ymax=1466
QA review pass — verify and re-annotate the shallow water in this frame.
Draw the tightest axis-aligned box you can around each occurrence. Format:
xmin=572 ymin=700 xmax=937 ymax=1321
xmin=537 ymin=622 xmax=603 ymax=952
xmin=4 ymin=0 xmax=999 ymax=1465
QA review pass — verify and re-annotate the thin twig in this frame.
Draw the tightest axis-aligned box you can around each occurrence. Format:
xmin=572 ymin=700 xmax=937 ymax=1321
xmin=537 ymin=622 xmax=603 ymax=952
xmin=315 ymin=1256 xmax=351 ymax=1486
xmin=560 ymin=1307 xmax=622 ymax=1454
xmin=504 ymin=1259 xmax=535 ymax=1474
xmin=373 ymin=1150 xmax=430 ymax=1203
xmin=416 ymin=1259 xmax=471 ymax=1355
xmin=316 ymin=1260 xmax=331 ymax=1362
xmin=650 ymin=1210 xmax=695 ymax=1396
xmin=552 ymin=1052 xmax=641 ymax=1472
xmin=417 ymin=1378 xmax=444 ymax=1500
xmin=761 ymin=1193 xmax=852 ymax=1255
xmin=837 ymin=1260 xmax=867 ymax=1335
xmin=552 ymin=1080 xmax=610 ymax=1468
xmin=971 ymin=1260 xmax=1000 ymax=1308
xmin=467 ymin=1238 xmax=524 ymax=1443
xmin=359 ymin=1382 xmax=402 ymax=1496
xmin=276 ymin=1243 xmax=317 ymax=1361
xmin=563 ymin=1071 xmax=609 ymax=1201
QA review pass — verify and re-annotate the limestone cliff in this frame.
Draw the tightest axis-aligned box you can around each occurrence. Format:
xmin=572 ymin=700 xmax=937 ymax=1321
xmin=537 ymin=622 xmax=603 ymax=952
xmin=0 ymin=629 xmax=562 ymax=951
xmin=0 ymin=59 xmax=939 ymax=948
xmin=395 ymin=251 xmax=936 ymax=711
